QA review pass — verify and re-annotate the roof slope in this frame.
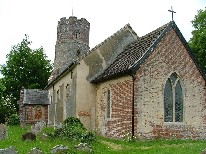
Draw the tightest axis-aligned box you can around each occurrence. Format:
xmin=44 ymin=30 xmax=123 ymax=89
xmin=91 ymin=21 xmax=206 ymax=83
xmin=84 ymin=24 xmax=139 ymax=81
xmin=91 ymin=22 xmax=170 ymax=83
xmin=23 ymin=89 xmax=50 ymax=105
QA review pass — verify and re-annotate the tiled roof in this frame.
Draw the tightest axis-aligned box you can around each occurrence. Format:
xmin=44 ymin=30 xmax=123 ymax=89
xmin=88 ymin=24 xmax=138 ymax=55
xmin=23 ymin=89 xmax=50 ymax=105
xmin=91 ymin=22 xmax=171 ymax=83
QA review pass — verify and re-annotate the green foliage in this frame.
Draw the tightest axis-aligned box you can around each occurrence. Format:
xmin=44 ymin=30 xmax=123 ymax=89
xmin=189 ymin=8 xmax=206 ymax=70
xmin=0 ymin=79 xmax=5 ymax=99
xmin=48 ymin=117 xmax=96 ymax=144
xmin=6 ymin=114 xmax=20 ymax=125
xmin=0 ymin=97 xmax=17 ymax=124
xmin=0 ymin=35 xmax=53 ymax=112
xmin=63 ymin=116 xmax=85 ymax=127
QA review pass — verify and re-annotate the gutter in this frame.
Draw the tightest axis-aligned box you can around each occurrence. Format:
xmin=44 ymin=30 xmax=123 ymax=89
xmin=127 ymin=70 xmax=136 ymax=140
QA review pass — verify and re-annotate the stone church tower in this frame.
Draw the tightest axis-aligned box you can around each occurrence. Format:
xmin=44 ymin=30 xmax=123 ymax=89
xmin=52 ymin=16 xmax=90 ymax=78
xmin=47 ymin=16 xmax=91 ymax=126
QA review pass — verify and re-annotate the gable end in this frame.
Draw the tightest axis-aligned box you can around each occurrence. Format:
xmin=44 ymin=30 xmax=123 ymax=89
xmin=128 ymin=21 xmax=206 ymax=81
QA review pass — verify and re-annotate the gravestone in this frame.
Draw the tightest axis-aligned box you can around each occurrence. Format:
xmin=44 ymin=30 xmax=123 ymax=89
xmin=28 ymin=147 xmax=43 ymax=154
xmin=41 ymin=133 xmax=48 ymax=140
xmin=54 ymin=123 xmax=62 ymax=129
xmin=202 ymin=148 xmax=206 ymax=154
xmin=0 ymin=146 xmax=18 ymax=154
xmin=50 ymin=145 xmax=68 ymax=154
xmin=22 ymin=132 xmax=36 ymax=141
xmin=74 ymin=143 xmax=93 ymax=153
xmin=31 ymin=121 xmax=46 ymax=135
xmin=0 ymin=124 xmax=8 ymax=141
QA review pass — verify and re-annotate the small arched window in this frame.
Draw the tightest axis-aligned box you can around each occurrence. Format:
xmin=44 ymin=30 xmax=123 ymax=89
xmin=164 ymin=73 xmax=183 ymax=122
xmin=75 ymin=31 xmax=81 ymax=39
xmin=106 ymin=89 xmax=111 ymax=118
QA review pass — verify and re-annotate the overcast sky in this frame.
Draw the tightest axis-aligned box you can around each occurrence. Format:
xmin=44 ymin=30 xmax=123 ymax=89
xmin=0 ymin=0 xmax=205 ymax=78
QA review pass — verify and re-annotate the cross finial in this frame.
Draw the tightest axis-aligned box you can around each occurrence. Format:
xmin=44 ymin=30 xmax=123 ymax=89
xmin=168 ymin=6 xmax=176 ymax=21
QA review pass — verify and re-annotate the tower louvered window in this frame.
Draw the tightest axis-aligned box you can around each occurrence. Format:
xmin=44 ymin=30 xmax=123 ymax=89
xmin=164 ymin=73 xmax=183 ymax=122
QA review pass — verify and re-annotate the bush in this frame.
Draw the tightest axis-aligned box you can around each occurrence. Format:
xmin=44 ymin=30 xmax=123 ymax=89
xmin=6 ymin=114 xmax=20 ymax=125
xmin=63 ymin=116 xmax=84 ymax=128
xmin=0 ymin=97 xmax=17 ymax=124
xmin=48 ymin=117 xmax=96 ymax=143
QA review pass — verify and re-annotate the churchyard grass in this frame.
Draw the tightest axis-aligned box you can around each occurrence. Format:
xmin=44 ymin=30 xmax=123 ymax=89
xmin=1 ymin=125 xmax=206 ymax=153
xmin=0 ymin=125 xmax=78 ymax=153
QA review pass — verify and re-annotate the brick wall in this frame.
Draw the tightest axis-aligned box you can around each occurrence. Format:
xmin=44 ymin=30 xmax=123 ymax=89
xmin=96 ymin=28 xmax=206 ymax=139
xmin=18 ymin=89 xmax=48 ymax=125
xmin=135 ymin=29 xmax=206 ymax=139
xmin=25 ymin=105 xmax=48 ymax=125
xmin=96 ymin=76 xmax=137 ymax=138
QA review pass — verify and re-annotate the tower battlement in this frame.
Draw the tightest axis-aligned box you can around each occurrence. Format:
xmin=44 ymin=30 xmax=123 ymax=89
xmin=49 ymin=16 xmax=90 ymax=82
xmin=57 ymin=16 xmax=90 ymax=45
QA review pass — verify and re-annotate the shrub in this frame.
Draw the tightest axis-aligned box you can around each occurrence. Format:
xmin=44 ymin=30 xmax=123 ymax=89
xmin=63 ymin=116 xmax=85 ymax=128
xmin=48 ymin=117 xmax=96 ymax=143
xmin=0 ymin=97 xmax=17 ymax=124
xmin=6 ymin=114 xmax=20 ymax=125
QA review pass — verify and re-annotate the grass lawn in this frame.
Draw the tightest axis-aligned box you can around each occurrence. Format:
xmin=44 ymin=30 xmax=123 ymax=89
xmin=0 ymin=125 xmax=206 ymax=153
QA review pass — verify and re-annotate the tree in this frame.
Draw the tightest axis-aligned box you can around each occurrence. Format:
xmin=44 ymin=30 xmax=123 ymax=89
xmin=0 ymin=78 xmax=5 ymax=98
xmin=0 ymin=35 xmax=52 ymax=111
xmin=189 ymin=8 xmax=206 ymax=70
xmin=0 ymin=78 xmax=16 ymax=123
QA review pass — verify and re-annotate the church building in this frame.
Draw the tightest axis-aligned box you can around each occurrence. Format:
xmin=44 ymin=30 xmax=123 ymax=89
xmin=45 ymin=16 xmax=206 ymax=139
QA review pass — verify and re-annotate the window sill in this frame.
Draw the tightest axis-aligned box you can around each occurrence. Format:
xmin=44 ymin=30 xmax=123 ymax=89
xmin=163 ymin=122 xmax=184 ymax=126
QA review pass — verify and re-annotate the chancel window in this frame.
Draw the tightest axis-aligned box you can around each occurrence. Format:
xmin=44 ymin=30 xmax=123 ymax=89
xmin=164 ymin=73 xmax=183 ymax=122
xmin=106 ymin=89 xmax=111 ymax=118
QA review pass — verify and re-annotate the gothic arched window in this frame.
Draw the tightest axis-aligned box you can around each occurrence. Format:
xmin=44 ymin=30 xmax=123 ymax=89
xmin=164 ymin=73 xmax=183 ymax=122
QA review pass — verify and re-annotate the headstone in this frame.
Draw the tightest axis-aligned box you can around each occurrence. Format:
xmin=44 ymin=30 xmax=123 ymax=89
xmin=50 ymin=145 xmax=68 ymax=154
xmin=41 ymin=133 xmax=48 ymax=140
xmin=54 ymin=123 xmax=62 ymax=129
xmin=0 ymin=146 xmax=18 ymax=154
xmin=31 ymin=121 xmax=46 ymax=135
xmin=20 ymin=122 xmax=26 ymax=129
xmin=28 ymin=147 xmax=43 ymax=154
xmin=22 ymin=132 xmax=36 ymax=141
xmin=74 ymin=143 xmax=93 ymax=153
xmin=202 ymin=148 xmax=206 ymax=154
xmin=0 ymin=124 xmax=8 ymax=141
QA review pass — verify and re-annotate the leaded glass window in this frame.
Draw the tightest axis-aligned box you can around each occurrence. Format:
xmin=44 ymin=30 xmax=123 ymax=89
xmin=164 ymin=79 xmax=173 ymax=122
xmin=164 ymin=73 xmax=183 ymax=122
xmin=106 ymin=89 xmax=111 ymax=118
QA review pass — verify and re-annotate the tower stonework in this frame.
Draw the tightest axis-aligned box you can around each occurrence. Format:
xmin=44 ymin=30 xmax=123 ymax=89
xmin=52 ymin=16 xmax=90 ymax=79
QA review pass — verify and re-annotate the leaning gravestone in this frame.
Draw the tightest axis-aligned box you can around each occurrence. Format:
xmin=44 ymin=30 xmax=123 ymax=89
xmin=50 ymin=145 xmax=68 ymax=154
xmin=28 ymin=147 xmax=43 ymax=154
xmin=0 ymin=146 xmax=18 ymax=154
xmin=74 ymin=143 xmax=93 ymax=153
xmin=0 ymin=124 xmax=8 ymax=141
xmin=31 ymin=121 xmax=46 ymax=135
